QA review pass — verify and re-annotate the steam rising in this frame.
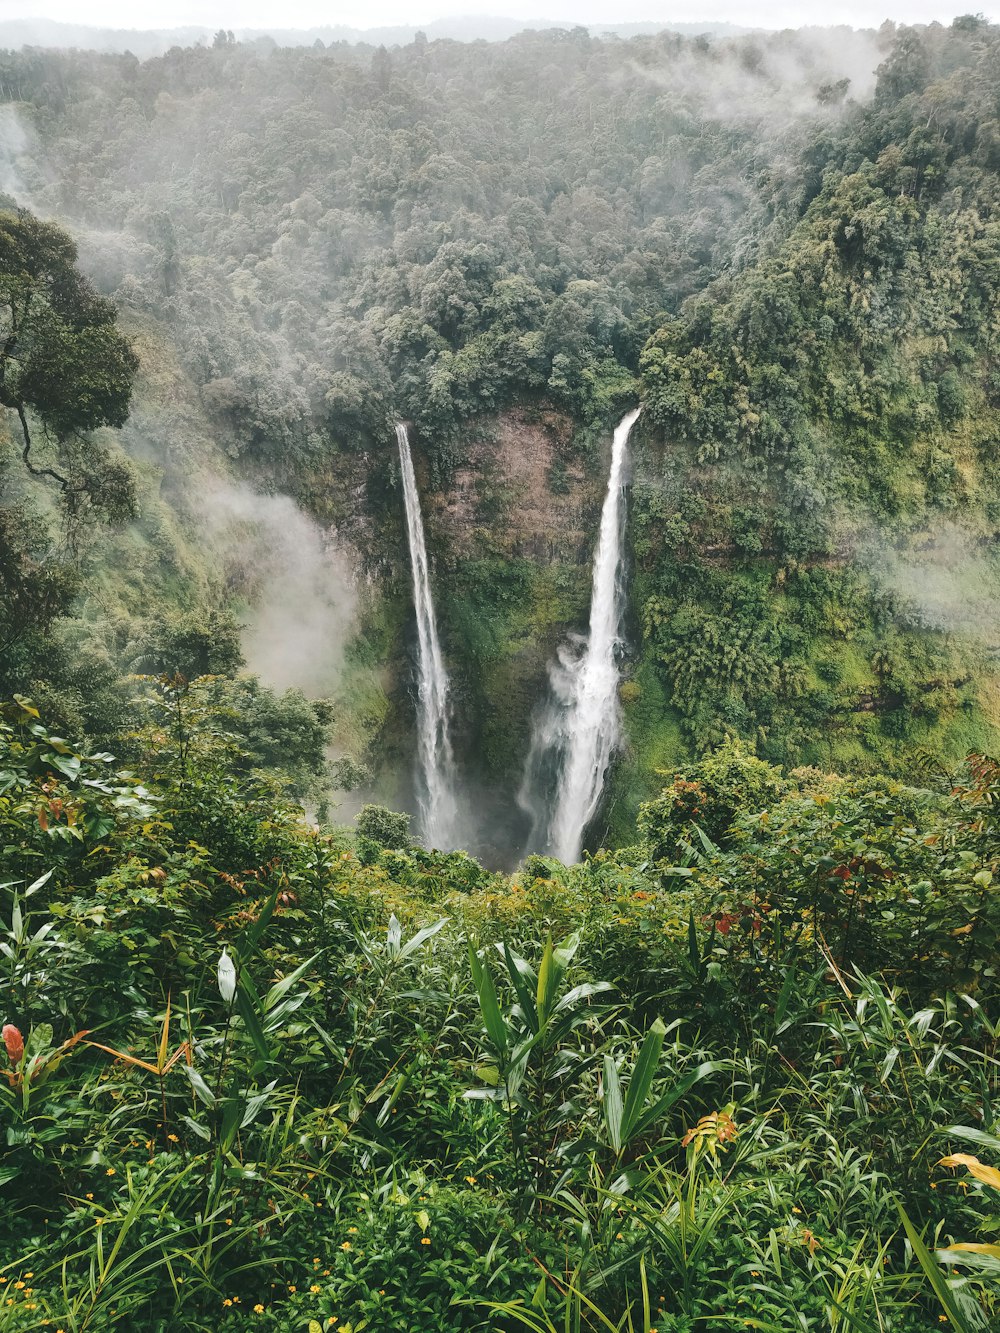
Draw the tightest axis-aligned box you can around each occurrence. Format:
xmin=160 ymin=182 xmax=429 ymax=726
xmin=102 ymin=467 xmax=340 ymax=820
xmin=197 ymin=480 xmax=357 ymax=695
xmin=0 ymin=106 xmax=30 ymax=203
xmin=868 ymin=526 xmax=1000 ymax=639
xmin=632 ymin=26 xmax=885 ymax=129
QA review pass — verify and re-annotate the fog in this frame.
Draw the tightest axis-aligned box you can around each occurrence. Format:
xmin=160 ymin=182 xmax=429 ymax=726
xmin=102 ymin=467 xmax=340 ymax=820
xmin=869 ymin=526 xmax=1000 ymax=641
xmin=0 ymin=105 xmax=30 ymax=203
xmin=634 ymin=26 xmax=885 ymax=130
xmin=196 ymin=480 xmax=358 ymax=696
xmin=3 ymin=3 xmax=996 ymax=33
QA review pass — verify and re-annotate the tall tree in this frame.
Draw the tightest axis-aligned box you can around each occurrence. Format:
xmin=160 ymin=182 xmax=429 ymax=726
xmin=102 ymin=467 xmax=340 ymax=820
xmin=0 ymin=208 xmax=139 ymax=521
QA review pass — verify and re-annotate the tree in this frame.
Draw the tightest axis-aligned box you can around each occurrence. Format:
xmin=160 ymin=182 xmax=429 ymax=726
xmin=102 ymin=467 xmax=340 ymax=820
xmin=356 ymin=803 xmax=411 ymax=850
xmin=0 ymin=209 xmax=139 ymax=519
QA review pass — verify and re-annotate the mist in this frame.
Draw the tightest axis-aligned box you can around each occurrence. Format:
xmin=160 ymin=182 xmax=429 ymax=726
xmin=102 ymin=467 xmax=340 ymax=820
xmin=0 ymin=105 xmax=30 ymax=204
xmin=868 ymin=525 xmax=1000 ymax=640
xmin=196 ymin=480 xmax=358 ymax=697
xmin=632 ymin=25 xmax=886 ymax=132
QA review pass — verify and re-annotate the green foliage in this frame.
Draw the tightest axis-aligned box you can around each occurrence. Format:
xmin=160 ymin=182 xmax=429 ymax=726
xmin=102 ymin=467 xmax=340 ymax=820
xmin=638 ymin=738 xmax=788 ymax=858
xmin=356 ymin=802 xmax=412 ymax=850
xmin=0 ymin=703 xmax=998 ymax=1328
xmin=0 ymin=208 xmax=138 ymax=521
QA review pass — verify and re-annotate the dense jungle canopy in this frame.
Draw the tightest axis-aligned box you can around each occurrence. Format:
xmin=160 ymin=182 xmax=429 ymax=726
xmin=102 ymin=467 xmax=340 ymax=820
xmin=4 ymin=17 xmax=1000 ymax=1329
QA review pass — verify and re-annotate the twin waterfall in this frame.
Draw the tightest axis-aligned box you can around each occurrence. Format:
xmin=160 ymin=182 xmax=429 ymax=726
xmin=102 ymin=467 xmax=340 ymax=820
xmin=395 ymin=423 xmax=460 ymax=850
xmin=519 ymin=407 xmax=641 ymax=863
xmin=396 ymin=408 xmax=640 ymax=861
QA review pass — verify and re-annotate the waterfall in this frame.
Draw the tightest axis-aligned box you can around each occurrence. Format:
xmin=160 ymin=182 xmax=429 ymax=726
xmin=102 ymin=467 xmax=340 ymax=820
xmin=519 ymin=406 xmax=641 ymax=864
xmin=396 ymin=423 xmax=460 ymax=849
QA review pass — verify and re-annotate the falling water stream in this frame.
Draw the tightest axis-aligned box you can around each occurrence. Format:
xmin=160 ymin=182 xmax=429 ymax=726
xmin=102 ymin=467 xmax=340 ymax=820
xmin=519 ymin=406 xmax=642 ymax=863
xmin=396 ymin=422 xmax=460 ymax=849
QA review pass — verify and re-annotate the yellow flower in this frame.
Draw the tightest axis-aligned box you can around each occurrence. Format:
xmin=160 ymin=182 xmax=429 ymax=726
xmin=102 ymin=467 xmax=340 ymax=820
xmin=347 ymin=1226 xmax=358 ymax=1233
xmin=106 ymin=1168 xmax=116 ymax=1176
xmin=14 ymin=1283 xmax=24 ymax=1291
xmin=167 ymin=1133 xmax=179 ymax=1143
xmin=253 ymin=1306 xmax=264 ymax=1314
xmin=288 ymin=1285 xmax=297 ymax=1293
xmin=222 ymin=1299 xmax=233 ymax=1307
xmin=310 ymin=1284 xmax=322 ymax=1293
xmin=85 ymin=1193 xmax=94 ymax=1200
xmin=421 ymin=1238 xmax=431 ymax=1245
xmin=465 ymin=1175 xmax=477 ymax=1184
xmin=340 ymin=1242 xmax=352 ymax=1251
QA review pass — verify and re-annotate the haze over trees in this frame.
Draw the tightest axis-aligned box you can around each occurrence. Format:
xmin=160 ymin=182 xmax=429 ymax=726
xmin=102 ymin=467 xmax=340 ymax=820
xmin=2 ymin=17 xmax=1000 ymax=1329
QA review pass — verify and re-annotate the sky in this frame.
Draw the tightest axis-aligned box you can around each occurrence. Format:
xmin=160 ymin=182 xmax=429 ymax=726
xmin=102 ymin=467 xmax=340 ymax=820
xmin=0 ymin=1 xmax=995 ymax=31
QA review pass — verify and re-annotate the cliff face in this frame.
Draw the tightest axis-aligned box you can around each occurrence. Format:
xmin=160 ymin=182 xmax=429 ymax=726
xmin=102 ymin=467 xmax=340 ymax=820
xmin=428 ymin=406 xmax=603 ymax=565
xmin=282 ymin=401 xmax=618 ymax=856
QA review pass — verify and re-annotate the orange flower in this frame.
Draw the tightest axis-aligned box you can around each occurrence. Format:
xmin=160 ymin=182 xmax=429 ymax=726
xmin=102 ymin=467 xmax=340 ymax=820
xmin=3 ymin=1025 xmax=24 ymax=1064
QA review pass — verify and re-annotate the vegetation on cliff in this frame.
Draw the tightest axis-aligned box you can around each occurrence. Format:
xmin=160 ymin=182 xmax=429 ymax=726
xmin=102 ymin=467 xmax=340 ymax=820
xmin=4 ymin=20 xmax=1000 ymax=840
xmin=3 ymin=18 xmax=1000 ymax=1331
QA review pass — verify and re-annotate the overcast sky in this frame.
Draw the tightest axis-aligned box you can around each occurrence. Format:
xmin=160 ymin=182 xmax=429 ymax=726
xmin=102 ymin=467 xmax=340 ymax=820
xmin=0 ymin=1 xmax=995 ymax=31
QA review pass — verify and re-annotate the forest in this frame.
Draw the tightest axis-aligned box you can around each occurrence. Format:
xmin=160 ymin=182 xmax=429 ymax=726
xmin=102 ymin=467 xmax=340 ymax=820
xmin=2 ymin=12 xmax=1000 ymax=1331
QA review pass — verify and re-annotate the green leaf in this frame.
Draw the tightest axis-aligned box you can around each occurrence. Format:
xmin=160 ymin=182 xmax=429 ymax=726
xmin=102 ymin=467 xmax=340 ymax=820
xmin=235 ymin=983 xmax=272 ymax=1062
xmin=620 ymin=1018 xmax=666 ymax=1144
xmin=536 ymin=936 xmax=556 ymax=1025
xmin=469 ymin=943 xmax=508 ymax=1055
xmin=263 ymin=954 xmax=319 ymax=1013
xmin=397 ymin=916 xmax=448 ymax=962
xmin=602 ymin=1054 xmax=624 ymax=1152
xmin=47 ymin=752 xmax=81 ymax=782
xmin=503 ymin=943 xmax=538 ymax=1033
xmin=184 ymin=1065 xmax=217 ymax=1108
xmin=640 ymin=1060 xmax=721 ymax=1135
xmin=897 ymin=1200 xmax=987 ymax=1332
xmin=180 ymin=1115 xmax=211 ymax=1142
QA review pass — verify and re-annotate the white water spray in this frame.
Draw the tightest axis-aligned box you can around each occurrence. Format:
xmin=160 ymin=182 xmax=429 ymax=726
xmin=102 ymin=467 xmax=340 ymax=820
xmin=396 ymin=422 xmax=460 ymax=849
xmin=520 ymin=407 xmax=641 ymax=863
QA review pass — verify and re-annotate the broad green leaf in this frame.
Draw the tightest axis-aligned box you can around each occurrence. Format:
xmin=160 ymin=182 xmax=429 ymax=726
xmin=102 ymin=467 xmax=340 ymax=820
xmin=469 ymin=944 xmax=507 ymax=1054
xmin=184 ymin=1064 xmax=217 ymax=1108
xmin=536 ymin=936 xmax=556 ymax=1025
xmin=897 ymin=1200 xmax=987 ymax=1332
xmin=235 ymin=985 xmax=272 ymax=1062
xmin=503 ymin=943 xmax=538 ymax=1032
xmin=263 ymin=953 xmax=319 ymax=1013
xmin=397 ymin=916 xmax=448 ymax=962
xmin=640 ymin=1060 xmax=721 ymax=1135
xmin=602 ymin=1055 xmax=624 ymax=1152
xmin=620 ymin=1018 xmax=666 ymax=1143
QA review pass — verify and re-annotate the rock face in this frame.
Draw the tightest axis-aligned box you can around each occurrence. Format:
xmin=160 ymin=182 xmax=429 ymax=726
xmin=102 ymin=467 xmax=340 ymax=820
xmin=384 ymin=403 xmax=614 ymax=862
xmin=428 ymin=406 xmax=604 ymax=566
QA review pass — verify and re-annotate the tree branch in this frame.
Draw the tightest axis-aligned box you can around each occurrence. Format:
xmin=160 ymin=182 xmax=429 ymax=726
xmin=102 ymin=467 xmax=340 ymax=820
xmin=16 ymin=403 xmax=71 ymax=491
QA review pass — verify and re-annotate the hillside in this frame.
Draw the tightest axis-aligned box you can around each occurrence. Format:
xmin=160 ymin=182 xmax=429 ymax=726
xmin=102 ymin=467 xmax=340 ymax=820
xmin=3 ymin=18 xmax=1000 ymax=855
